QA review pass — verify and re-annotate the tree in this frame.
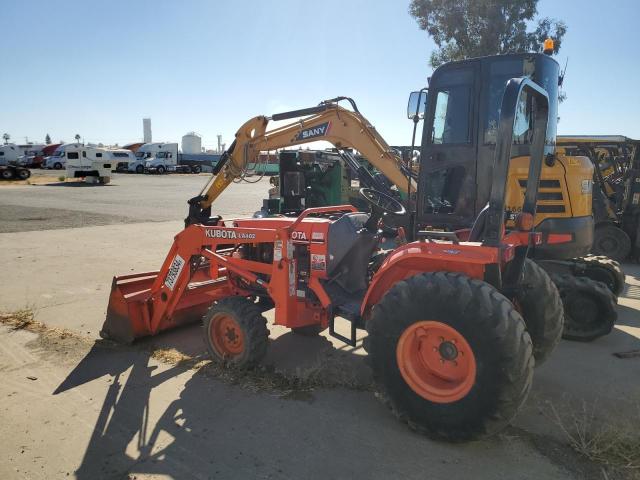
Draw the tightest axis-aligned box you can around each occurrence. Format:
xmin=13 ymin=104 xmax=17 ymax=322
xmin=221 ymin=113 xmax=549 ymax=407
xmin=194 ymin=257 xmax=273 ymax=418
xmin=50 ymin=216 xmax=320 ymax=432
xmin=409 ymin=0 xmax=567 ymax=67
xmin=2 ymin=133 xmax=10 ymax=145
xmin=74 ymin=134 xmax=81 ymax=144
xmin=45 ymin=134 xmax=51 ymax=145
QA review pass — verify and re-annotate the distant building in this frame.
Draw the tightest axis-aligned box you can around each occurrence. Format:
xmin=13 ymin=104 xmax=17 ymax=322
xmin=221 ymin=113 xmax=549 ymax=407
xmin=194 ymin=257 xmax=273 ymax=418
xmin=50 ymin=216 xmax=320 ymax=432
xmin=143 ymin=118 xmax=152 ymax=143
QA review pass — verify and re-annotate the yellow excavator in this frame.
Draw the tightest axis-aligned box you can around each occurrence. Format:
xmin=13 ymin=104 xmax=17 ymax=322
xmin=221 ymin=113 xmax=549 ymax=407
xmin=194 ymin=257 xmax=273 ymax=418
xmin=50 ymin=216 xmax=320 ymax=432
xmin=187 ymin=96 xmax=415 ymax=224
xmin=555 ymin=135 xmax=639 ymax=261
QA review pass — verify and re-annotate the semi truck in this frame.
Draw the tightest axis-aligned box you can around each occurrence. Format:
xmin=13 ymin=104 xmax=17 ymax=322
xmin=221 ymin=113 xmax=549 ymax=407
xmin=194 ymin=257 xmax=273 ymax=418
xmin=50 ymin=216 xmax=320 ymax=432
xmin=125 ymin=142 xmax=215 ymax=174
xmin=17 ymin=143 xmax=62 ymax=168
xmin=126 ymin=143 xmax=178 ymax=173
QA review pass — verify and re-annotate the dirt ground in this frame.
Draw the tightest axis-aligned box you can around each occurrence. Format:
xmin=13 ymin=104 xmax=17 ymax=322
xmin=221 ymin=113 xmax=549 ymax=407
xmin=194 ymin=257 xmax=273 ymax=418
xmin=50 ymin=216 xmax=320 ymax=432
xmin=1 ymin=174 xmax=640 ymax=479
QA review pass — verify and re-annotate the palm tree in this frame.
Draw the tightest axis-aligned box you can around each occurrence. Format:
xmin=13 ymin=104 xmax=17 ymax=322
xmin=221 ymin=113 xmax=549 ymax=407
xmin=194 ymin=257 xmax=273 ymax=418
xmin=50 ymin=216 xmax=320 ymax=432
xmin=74 ymin=134 xmax=81 ymax=144
xmin=2 ymin=133 xmax=10 ymax=145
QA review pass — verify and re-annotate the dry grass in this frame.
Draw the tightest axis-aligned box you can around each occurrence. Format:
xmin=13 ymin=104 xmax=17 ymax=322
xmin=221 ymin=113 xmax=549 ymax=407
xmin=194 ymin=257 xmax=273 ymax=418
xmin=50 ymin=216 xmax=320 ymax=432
xmin=0 ymin=308 xmax=371 ymax=396
xmin=1 ymin=307 xmax=96 ymax=348
xmin=547 ymin=398 xmax=640 ymax=478
xmin=151 ymin=346 xmax=372 ymax=396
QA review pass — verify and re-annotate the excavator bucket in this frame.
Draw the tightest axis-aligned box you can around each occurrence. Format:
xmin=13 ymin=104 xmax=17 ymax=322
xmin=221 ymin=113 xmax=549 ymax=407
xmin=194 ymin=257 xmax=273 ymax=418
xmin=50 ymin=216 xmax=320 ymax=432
xmin=100 ymin=271 xmax=213 ymax=343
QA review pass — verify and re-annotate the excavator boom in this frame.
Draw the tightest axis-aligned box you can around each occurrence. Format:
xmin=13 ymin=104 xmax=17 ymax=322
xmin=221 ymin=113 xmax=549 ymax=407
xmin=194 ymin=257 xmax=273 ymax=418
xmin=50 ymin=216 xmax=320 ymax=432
xmin=194 ymin=98 xmax=415 ymax=214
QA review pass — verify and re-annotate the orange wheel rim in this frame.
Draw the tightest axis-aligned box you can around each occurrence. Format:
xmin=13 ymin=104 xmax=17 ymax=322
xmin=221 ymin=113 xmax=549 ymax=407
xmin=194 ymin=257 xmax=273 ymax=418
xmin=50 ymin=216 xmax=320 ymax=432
xmin=396 ymin=321 xmax=476 ymax=403
xmin=210 ymin=313 xmax=245 ymax=357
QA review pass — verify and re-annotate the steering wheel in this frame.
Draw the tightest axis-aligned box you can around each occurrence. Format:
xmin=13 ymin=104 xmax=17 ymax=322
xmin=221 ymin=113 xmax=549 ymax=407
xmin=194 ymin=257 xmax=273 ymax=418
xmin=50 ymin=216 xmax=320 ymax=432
xmin=359 ymin=188 xmax=406 ymax=216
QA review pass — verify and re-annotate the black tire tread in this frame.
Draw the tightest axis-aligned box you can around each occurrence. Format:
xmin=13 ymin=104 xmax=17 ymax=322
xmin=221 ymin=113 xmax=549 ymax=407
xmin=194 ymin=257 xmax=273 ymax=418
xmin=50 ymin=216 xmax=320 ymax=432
xmin=364 ymin=272 xmax=534 ymax=441
xmin=550 ymin=274 xmax=617 ymax=342
xmin=516 ymin=259 xmax=564 ymax=365
xmin=203 ymin=296 xmax=269 ymax=368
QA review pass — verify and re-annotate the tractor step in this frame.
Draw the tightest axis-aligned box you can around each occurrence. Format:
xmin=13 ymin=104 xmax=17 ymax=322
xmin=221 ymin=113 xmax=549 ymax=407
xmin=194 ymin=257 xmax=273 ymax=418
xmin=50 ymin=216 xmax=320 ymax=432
xmin=330 ymin=302 xmax=360 ymax=346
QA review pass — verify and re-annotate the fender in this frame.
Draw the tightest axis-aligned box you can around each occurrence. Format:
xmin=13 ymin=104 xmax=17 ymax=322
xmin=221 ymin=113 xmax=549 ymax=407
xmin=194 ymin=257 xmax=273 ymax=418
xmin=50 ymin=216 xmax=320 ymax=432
xmin=360 ymin=241 xmax=500 ymax=320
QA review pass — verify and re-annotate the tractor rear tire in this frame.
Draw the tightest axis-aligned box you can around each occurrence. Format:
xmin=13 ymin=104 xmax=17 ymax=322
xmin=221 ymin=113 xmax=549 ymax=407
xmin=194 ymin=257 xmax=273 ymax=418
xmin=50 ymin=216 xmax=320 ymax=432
xmin=592 ymin=224 xmax=631 ymax=262
xmin=291 ymin=324 xmax=324 ymax=336
xmin=203 ymin=296 xmax=269 ymax=368
xmin=516 ymin=259 xmax=563 ymax=366
xmin=17 ymin=168 xmax=31 ymax=180
xmin=365 ymin=272 xmax=533 ymax=441
xmin=575 ymin=255 xmax=625 ymax=297
xmin=1 ymin=169 xmax=14 ymax=180
xmin=136 ymin=165 xmax=144 ymax=174
xmin=550 ymin=274 xmax=617 ymax=342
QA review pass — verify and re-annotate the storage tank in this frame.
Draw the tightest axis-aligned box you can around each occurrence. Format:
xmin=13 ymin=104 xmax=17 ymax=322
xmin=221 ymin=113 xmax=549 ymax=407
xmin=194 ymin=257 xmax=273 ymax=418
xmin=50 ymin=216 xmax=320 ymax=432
xmin=181 ymin=132 xmax=202 ymax=154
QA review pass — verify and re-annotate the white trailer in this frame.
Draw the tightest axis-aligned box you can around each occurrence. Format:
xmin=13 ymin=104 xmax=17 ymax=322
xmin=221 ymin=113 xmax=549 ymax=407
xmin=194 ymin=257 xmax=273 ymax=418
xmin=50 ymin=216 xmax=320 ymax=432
xmin=1 ymin=144 xmax=46 ymax=165
xmin=64 ymin=145 xmax=117 ymax=184
xmin=0 ymin=144 xmax=20 ymax=165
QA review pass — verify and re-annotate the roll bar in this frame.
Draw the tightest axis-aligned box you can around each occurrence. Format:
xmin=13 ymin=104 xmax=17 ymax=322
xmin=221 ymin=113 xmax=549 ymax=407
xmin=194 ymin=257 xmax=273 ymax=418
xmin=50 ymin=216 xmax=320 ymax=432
xmin=482 ymin=77 xmax=550 ymax=248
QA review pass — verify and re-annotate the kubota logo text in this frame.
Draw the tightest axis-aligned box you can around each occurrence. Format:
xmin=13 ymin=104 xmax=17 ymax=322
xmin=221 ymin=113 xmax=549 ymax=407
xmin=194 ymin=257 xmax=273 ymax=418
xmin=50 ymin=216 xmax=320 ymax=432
xmin=205 ymin=229 xmax=256 ymax=240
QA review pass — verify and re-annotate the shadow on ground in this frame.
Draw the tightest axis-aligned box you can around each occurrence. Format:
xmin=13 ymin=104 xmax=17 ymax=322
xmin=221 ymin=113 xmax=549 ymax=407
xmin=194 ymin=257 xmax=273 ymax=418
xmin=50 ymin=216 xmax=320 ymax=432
xmin=47 ymin=265 xmax=640 ymax=479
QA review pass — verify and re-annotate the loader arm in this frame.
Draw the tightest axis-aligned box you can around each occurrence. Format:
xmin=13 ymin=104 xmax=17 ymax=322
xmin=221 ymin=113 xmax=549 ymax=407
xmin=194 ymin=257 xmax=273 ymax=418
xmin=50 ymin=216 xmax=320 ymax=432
xmin=194 ymin=99 xmax=415 ymax=216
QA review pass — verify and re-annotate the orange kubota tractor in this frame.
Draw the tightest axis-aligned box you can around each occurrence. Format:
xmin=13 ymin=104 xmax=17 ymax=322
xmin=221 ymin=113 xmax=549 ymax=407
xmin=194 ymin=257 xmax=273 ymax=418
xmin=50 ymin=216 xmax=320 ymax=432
xmin=102 ymin=79 xmax=562 ymax=441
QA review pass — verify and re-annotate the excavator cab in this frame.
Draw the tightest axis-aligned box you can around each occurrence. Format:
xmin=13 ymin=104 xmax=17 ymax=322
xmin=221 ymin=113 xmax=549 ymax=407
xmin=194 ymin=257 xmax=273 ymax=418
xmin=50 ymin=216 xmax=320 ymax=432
xmin=415 ymin=53 xmax=563 ymax=228
xmin=410 ymin=52 xmax=620 ymax=341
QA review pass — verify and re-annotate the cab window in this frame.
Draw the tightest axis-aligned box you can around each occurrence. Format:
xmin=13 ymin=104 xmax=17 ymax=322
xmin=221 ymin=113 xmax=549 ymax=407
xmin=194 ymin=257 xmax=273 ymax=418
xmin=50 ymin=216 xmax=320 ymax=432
xmin=431 ymin=87 xmax=471 ymax=144
xmin=423 ymin=165 xmax=466 ymax=214
xmin=429 ymin=68 xmax=473 ymax=145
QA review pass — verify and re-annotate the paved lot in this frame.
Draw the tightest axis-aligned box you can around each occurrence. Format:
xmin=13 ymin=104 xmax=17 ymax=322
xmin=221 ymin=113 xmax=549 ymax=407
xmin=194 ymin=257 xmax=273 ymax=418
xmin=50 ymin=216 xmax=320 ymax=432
xmin=1 ymin=174 xmax=639 ymax=479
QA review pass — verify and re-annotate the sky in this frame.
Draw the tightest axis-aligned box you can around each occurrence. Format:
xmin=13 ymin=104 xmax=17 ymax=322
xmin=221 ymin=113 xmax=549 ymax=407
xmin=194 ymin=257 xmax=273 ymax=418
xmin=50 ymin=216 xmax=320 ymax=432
xmin=1 ymin=0 xmax=639 ymax=149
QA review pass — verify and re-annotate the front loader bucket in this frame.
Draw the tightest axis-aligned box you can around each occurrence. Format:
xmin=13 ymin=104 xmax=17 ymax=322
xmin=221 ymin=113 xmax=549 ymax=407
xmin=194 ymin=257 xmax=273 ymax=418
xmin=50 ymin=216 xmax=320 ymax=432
xmin=101 ymin=272 xmax=159 ymax=343
xmin=101 ymin=270 xmax=226 ymax=343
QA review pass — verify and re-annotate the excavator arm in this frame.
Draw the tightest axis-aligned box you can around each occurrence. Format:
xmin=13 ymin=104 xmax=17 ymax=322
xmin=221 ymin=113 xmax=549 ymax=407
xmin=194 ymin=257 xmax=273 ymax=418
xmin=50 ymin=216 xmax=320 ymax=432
xmin=188 ymin=98 xmax=414 ymax=224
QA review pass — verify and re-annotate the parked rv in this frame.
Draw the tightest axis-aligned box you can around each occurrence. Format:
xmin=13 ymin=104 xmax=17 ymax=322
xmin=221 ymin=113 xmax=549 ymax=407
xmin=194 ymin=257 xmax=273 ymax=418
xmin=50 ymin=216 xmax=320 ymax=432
xmin=65 ymin=145 xmax=131 ymax=184
xmin=44 ymin=143 xmax=81 ymax=169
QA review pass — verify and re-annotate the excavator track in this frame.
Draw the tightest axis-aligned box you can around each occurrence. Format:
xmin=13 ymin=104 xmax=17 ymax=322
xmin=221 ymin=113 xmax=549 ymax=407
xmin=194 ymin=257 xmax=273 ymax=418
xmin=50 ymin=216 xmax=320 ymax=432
xmin=572 ymin=255 xmax=626 ymax=297
xmin=550 ymin=274 xmax=617 ymax=342
xmin=536 ymin=256 xmax=625 ymax=298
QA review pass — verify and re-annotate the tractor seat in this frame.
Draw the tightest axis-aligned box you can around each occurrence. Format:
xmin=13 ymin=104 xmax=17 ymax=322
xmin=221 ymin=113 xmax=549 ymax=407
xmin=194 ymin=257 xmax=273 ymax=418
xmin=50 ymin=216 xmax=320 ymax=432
xmin=326 ymin=212 xmax=378 ymax=293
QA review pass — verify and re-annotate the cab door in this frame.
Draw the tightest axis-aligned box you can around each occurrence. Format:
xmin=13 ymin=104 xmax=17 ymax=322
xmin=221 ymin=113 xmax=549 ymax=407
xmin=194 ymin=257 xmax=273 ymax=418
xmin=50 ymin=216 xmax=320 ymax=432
xmin=417 ymin=62 xmax=480 ymax=230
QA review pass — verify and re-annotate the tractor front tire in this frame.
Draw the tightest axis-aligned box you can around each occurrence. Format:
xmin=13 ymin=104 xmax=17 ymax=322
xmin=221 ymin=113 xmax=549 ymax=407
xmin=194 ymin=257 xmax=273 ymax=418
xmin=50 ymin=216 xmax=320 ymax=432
xmin=203 ymin=296 xmax=269 ymax=368
xmin=516 ymin=259 xmax=564 ymax=365
xmin=551 ymin=275 xmax=617 ymax=342
xmin=365 ymin=272 xmax=533 ymax=441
